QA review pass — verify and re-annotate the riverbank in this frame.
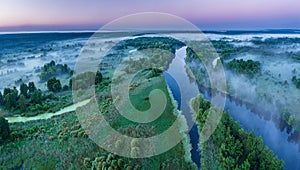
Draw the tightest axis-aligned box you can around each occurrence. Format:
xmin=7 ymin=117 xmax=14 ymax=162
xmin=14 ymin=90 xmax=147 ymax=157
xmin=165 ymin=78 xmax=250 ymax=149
xmin=190 ymin=94 xmax=284 ymax=169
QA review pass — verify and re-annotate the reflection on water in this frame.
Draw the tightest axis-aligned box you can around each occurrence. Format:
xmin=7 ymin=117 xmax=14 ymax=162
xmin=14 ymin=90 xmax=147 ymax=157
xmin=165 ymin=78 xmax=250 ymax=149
xmin=164 ymin=47 xmax=201 ymax=168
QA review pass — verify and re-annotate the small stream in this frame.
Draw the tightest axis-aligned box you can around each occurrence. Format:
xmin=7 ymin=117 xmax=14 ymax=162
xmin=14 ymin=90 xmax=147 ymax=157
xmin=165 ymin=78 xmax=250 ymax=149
xmin=5 ymin=99 xmax=90 ymax=123
xmin=165 ymin=47 xmax=300 ymax=169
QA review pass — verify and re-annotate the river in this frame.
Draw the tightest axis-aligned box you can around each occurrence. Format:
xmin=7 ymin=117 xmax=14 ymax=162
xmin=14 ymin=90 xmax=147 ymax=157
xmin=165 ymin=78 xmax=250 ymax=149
xmin=164 ymin=47 xmax=300 ymax=169
xmin=164 ymin=46 xmax=201 ymax=168
xmin=4 ymin=45 xmax=300 ymax=169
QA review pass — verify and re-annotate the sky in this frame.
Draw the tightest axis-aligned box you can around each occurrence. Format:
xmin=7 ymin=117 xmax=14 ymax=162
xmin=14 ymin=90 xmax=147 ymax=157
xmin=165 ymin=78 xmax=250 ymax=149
xmin=0 ymin=0 xmax=299 ymax=31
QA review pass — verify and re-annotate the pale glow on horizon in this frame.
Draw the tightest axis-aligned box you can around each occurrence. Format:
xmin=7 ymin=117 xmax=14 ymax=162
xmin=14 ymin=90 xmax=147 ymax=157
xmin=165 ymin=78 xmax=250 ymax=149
xmin=0 ymin=0 xmax=299 ymax=30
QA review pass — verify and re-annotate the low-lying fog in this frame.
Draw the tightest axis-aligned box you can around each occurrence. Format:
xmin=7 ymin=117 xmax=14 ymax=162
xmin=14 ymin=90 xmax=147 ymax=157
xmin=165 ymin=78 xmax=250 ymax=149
xmin=0 ymin=32 xmax=299 ymax=123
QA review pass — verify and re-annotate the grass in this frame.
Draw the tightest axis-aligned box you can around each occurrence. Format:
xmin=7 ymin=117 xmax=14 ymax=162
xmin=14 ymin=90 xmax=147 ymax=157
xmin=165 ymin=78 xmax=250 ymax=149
xmin=1 ymin=36 xmax=196 ymax=169
xmin=99 ymin=70 xmax=177 ymax=137
xmin=1 ymin=70 xmax=196 ymax=169
xmin=92 ymin=70 xmax=196 ymax=169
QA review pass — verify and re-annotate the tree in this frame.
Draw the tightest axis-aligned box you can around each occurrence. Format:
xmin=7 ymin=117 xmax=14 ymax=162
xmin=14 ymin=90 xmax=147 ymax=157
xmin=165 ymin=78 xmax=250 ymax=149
xmin=62 ymin=85 xmax=69 ymax=91
xmin=20 ymin=83 xmax=28 ymax=98
xmin=192 ymin=94 xmax=284 ymax=170
xmin=0 ymin=91 xmax=3 ymax=106
xmin=30 ymin=90 xmax=42 ymax=104
xmin=95 ymin=71 xmax=103 ymax=84
xmin=0 ymin=117 xmax=10 ymax=144
xmin=69 ymin=78 xmax=73 ymax=89
xmin=297 ymin=80 xmax=300 ymax=89
xmin=12 ymin=87 xmax=18 ymax=97
xmin=3 ymin=88 xmax=11 ymax=97
xmin=47 ymin=77 xmax=62 ymax=92
xmin=49 ymin=60 xmax=56 ymax=67
xmin=18 ymin=94 xmax=27 ymax=112
xmin=292 ymin=76 xmax=297 ymax=82
xmin=4 ymin=93 xmax=17 ymax=110
xmin=28 ymin=82 xmax=37 ymax=94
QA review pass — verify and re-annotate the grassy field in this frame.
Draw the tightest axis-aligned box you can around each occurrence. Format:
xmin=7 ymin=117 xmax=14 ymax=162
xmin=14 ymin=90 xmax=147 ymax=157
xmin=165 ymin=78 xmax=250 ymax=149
xmin=0 ymin=69 xmax=196 ymax=169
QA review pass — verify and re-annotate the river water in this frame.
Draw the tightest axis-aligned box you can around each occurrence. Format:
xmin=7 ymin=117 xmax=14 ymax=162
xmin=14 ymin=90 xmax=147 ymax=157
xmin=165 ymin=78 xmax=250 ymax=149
xmin=164 ymin=47 xmax=300 ymax=169
xmin=164 ymin=47 xmax=201 ymax=168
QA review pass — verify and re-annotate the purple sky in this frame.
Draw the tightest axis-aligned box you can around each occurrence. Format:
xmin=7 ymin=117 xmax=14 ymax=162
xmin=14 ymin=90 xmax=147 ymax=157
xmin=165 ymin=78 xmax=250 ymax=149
xmin=0 ymin=0 xmax=299 ymax=31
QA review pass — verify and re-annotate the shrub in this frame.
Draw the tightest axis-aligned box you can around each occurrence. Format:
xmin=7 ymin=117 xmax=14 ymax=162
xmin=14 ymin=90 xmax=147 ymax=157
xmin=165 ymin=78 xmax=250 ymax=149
xmin=83 ymin=158 xmax=92 ymax=168
xmin=117 ymin=159 xmax=124 ymax=168
xmin=126 ymin=165 xmax=134 ymax=170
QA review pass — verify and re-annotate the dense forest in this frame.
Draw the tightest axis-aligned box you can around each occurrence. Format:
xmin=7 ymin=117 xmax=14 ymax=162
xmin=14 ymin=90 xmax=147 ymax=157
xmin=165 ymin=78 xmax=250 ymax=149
xmin=191 ymin=95 xmax=284 ymax=169
xmin=227 ymin=59 xmax=261 ymax=77
xmin=39 ymin=60 xmax=73 ymax=82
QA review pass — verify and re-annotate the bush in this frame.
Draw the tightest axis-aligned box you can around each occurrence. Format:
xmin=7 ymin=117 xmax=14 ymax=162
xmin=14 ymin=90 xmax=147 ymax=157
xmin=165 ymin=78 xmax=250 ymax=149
xmin=83 ymin=158 xmax=92 ymax=168
xmin=117 ymin=159 xmax=124 ymax=168
xmin=126 ymin=166 xmax=134 ymax=170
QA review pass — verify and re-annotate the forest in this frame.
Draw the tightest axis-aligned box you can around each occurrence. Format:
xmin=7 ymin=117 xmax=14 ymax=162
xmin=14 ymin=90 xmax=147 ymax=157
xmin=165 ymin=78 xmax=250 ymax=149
xmin=227 ymin=59 xmax=261 ymax=77
xmin=0 ymin=60 xmax=105 ymax=117
xmin=39 ymin=60 xmax=73 ymax=82
xmin=191 ymin=95 xmax=284 ymax=169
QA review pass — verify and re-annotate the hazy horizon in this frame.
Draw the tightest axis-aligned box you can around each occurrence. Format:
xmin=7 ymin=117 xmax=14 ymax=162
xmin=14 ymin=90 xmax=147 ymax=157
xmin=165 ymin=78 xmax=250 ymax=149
xmin=0 ymin=26 xmax=300 ymax=33
xmin=1 ymin=0 xmax=300 ymax=31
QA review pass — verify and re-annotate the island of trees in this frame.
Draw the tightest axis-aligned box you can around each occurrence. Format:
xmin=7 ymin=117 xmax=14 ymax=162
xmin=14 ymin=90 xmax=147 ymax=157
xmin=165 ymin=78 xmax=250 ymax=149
xmin=227 ymin=59 xmax=261 ymax=77
xmin=39 ymin=60 xmax=72 ymax=82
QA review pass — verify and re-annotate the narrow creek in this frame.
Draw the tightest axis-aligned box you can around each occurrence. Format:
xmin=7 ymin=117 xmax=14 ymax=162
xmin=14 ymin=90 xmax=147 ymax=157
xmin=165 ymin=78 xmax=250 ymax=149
xmin=164 ymin=47 xmax=300 ymax=170
xmin=5 ymin=99 xmax=90 ymax=123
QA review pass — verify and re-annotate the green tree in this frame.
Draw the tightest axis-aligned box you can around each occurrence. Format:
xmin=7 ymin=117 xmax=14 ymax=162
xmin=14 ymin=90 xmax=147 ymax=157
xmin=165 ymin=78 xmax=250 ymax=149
xmin=0 ymin=117 xmax=10 ymax=144
xmin=47 ymin=77 xmax=62 ymax=92
xmin=18 ymin=94 xmax=27 ymax=112
xmin=292 ymin=76 xmax=297 ymax=82
xmin=3 ymin=88 xmax=11 ymax=97
xmin=30 ymin=90 xmax=42 ymax=104
xmin=28 ymin=82 xmax=37 ymax=94
xmin=192 ymin=94 xmax=284 ymax=170
xmin=69 ymin=78 xmax=73 ymax=89
xmin=0 ymin=91 xmax=3 ymax=106
xmin=20 ymin=83 xmax=29 ymax=98
xmin=297 ymin=80 xmax=300 ymax=89
xmin=12 ymin=86 xmax=18 ymax=97
xmin=4 ymin=93 xmax=17 ymax=110
xmin=95 ymin=71 xmax=103 ymax=84
xmin=240 ymin=159 xmax=250 ymax=170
